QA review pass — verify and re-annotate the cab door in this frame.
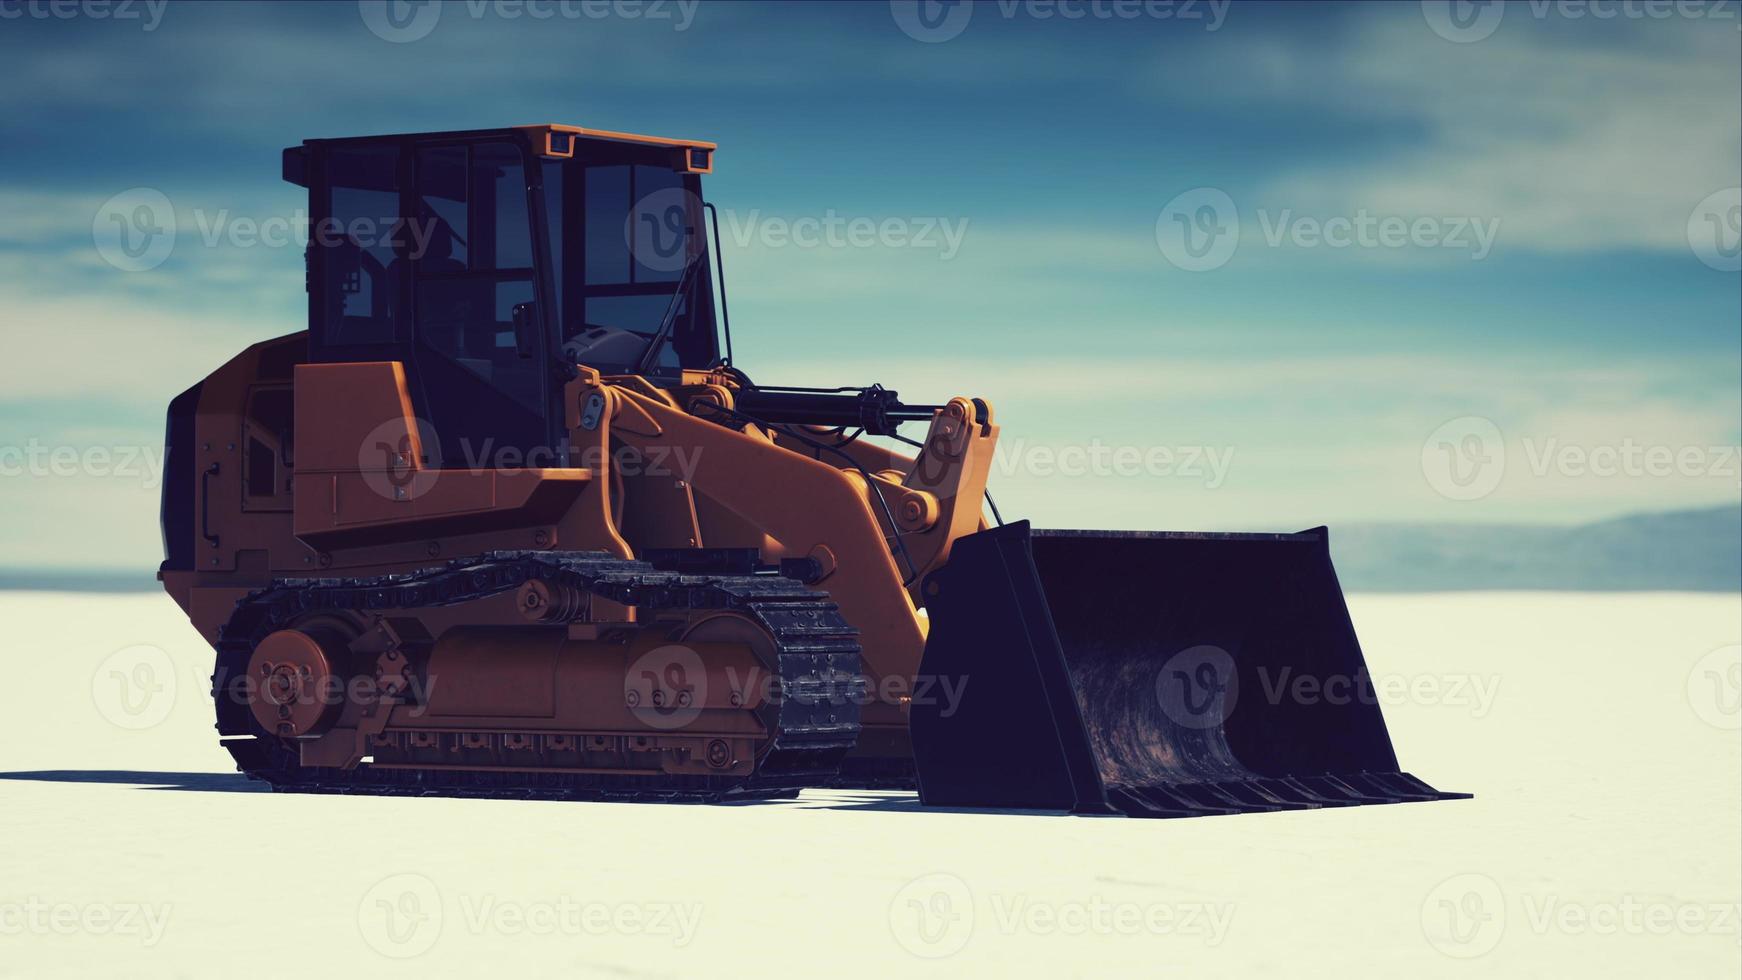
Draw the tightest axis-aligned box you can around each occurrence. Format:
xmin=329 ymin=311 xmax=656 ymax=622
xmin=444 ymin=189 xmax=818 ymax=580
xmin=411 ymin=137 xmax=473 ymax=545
xmin=407 ymin=138 xmax=558 ymax=470
xmin=308 ymin=134 xmax=561 ymax=474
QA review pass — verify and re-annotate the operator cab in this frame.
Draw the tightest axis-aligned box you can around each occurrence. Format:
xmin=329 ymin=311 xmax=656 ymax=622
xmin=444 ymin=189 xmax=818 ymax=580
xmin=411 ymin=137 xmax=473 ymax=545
xmin=283 ymin=124 xmax=721 ymax=468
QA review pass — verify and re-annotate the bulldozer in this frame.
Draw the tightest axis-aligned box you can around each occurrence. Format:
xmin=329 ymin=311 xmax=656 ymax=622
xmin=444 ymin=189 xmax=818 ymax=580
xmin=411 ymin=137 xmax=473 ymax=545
xmin=158 ymin=124 xmax=1463 ymax=817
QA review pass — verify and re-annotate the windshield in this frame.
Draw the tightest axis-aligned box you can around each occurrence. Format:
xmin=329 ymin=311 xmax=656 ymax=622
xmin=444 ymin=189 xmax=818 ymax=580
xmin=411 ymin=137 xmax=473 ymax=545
xmin=541 ymin=153 xmax=719 ymax=375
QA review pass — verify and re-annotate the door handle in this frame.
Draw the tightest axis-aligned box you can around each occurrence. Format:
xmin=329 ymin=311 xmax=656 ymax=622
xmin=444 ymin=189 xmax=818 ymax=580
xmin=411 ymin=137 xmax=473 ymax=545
xmin=201 ymin=462 xmax=221 ymax=550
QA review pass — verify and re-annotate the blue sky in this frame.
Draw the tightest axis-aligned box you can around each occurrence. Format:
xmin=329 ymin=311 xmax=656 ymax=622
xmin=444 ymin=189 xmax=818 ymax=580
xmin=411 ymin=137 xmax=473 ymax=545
xmin=0 ymin=0 xmax=1738 ymax=571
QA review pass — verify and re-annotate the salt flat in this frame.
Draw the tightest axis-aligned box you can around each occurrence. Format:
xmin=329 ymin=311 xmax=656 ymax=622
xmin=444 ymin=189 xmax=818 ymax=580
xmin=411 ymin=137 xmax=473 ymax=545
xmin=1 ymin=590 xmax=1737 ymax=978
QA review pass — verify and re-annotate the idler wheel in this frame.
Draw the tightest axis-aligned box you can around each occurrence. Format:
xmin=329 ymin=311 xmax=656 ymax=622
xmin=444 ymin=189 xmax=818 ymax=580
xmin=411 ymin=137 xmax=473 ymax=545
xmin=247 ymin=627 xmax=350 ymax=739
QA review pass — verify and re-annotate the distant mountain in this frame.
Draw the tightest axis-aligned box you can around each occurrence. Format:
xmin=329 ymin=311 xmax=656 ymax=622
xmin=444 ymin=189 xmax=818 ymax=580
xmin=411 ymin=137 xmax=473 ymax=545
xmin=2 ymin=507 xmax=1737 ymax=594
xmin=0 ymin=569 xmax=158 ymax=593
xmin=1329 ymin=505 xmax=1742 ymax=592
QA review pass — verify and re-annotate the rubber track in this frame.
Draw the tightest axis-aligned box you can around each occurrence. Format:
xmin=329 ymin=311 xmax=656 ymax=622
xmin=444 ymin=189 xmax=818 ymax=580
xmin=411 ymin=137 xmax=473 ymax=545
xmin=213 ymin=551 xmax=864 ymax=803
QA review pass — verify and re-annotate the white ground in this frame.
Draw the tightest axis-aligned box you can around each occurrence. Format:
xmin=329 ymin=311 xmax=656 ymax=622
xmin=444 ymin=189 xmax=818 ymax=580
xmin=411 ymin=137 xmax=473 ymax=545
xmin=1 ymin=591 xmax=1738 ymax=979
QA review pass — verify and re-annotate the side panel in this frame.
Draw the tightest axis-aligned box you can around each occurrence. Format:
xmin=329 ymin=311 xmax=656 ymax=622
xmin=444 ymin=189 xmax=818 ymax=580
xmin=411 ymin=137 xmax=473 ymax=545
xmin=159 ymin=380 xmax=204 ymax=575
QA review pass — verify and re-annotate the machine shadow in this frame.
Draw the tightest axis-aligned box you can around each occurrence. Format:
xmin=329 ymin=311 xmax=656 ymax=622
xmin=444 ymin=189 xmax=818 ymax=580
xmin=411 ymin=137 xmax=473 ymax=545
xmin=0 ymin=770 xmax=269 ymax=793
xmin=0 ymin=772 xmax=1059 ymax=815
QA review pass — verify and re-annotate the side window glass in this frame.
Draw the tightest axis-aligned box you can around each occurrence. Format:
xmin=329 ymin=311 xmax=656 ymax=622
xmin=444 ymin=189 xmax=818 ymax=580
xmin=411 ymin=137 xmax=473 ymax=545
xmin=417 ymin=145 xmax=468 ymax=272
xmin=473 ymin=142 xmax=532 ymax=270
xmin=542 ymin=159 xmax=564 ymax=331
xmin=584 ymin=165 xmax=631 ymax=286
xmin=413 ymin=141 xmax=542 ymax=417
xmin=629 ymin=164 xmax=687 ymax=284
xmin=325 ymin=145 xmax=401 ymax=345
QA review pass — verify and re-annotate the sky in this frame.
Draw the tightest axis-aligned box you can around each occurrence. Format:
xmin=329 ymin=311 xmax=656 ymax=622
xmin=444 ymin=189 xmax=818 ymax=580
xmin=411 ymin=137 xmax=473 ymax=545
xmin=0 ymin=0 xmax=1738 ymax=572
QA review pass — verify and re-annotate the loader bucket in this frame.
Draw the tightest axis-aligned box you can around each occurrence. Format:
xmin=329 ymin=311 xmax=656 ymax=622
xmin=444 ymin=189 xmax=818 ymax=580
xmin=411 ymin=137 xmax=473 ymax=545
xmin=910 ymin=521 xmax=1467 ymax=817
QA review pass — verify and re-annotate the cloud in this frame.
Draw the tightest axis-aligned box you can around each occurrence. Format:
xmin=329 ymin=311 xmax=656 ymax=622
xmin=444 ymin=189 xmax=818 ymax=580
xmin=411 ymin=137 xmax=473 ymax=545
xmin=1166 ymin=12 xmax=1742 ymax=255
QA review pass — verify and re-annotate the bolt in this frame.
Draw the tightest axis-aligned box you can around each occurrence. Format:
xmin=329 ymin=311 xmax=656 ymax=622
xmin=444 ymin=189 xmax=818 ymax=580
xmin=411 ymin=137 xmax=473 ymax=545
xmin=625 ymin=690 xmax=640 ymax=707
xmin=677 ymin=691 xmax=693 ymax=707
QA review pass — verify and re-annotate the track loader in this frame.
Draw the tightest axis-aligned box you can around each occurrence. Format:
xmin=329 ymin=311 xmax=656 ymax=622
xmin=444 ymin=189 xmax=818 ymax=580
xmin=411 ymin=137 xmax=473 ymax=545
xmin=159 ymin=124 xmax=1463 ymax=817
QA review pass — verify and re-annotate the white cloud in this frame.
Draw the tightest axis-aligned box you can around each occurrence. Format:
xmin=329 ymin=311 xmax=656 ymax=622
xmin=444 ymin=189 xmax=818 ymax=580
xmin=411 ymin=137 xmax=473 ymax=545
xmin=1169 ymin=14 xmax=1742 ymax=255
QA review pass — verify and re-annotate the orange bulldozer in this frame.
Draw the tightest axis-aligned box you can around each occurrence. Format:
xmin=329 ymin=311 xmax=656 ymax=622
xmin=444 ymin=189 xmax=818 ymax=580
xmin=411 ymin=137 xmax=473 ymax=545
xmin=158 ymin=124 xmax=1464 ymax=817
